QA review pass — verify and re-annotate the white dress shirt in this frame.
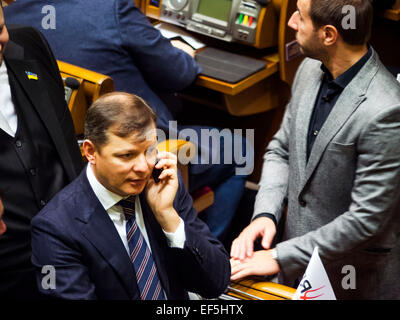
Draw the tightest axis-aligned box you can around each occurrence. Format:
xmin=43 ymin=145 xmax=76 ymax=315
xmin=86 ymin=164 xmax=186 ymax=253
xmin=0 ymin=62 xmax=18 ymax=137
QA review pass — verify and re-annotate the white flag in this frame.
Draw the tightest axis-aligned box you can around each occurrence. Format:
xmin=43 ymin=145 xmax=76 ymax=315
xmin=292 ymin=247 xmax=336 ymax=300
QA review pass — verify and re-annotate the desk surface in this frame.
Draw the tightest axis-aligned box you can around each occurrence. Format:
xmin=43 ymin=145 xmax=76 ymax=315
xmin=196 ymin=53 xmax=279 ymax=96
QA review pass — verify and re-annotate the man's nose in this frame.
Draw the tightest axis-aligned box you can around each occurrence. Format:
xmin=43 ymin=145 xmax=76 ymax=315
xmin=132 ymin=154 xmax=151 ymax=173
xmin=288 ymin=12 xmax=299 ymax=30
xmin=0 ymin=26 xmax=9 ymax=49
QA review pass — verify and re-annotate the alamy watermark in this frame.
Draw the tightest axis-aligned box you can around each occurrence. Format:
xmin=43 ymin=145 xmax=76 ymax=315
xmin=41 ymin=265 xmax=56 ymax=290
xmin=41 ymin=5 xmax=56 ymax=30
xmin=342 ymin=5 xmax=356 ymax=30
xmin=151 ymin=121 xmax=254 ymax=176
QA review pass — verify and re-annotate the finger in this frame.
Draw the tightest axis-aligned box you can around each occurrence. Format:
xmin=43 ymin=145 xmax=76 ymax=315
xmin=244 ymin=232 xmax=256 ymax=260
xmin=230 ymin=262 xmax=252 ymax=281
xmin=157 ymin=151 xmax=177 ymax=161
xmin=238 ymin=227 xmax=257 ymax=260
xmin=158 ymin=168 xmax=176 ymax=181
xmin=230 ymin=239 xmax=242 ymax=260
xmin=232 ymin=234 xmax=246 ymax=261
xmin=261 ymin=232 xmax=274 ymax=250
xmin=230 ymin=258 xmax=241 ymax=269
xmin=155 ymin=158 xmax=177 ymax=170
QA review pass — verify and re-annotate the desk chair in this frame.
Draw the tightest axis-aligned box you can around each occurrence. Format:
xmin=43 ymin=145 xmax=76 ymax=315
xmin=58 ymin=60 xmax=214 ymax=213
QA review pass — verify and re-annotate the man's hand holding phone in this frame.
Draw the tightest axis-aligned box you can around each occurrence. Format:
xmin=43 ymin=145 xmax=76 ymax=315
xmin=146 ymin=151 xmax=180 ymax=233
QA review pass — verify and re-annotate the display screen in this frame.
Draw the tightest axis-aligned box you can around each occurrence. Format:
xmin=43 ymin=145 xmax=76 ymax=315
xmin=196 ymin=0 xmax=233 ymax=23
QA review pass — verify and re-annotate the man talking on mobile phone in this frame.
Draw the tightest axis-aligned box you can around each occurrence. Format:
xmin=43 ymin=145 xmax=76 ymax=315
xmin=30 ymin=92 xmax=230 ymax=300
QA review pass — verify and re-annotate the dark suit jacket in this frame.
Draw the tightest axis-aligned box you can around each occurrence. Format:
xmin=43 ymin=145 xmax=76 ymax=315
xmin=0 ymin=26 xmax=83 ymax=296
xmin=4 ymin=25 xmax=83 ymax=181
xmin=31 ymin=169 xmax=230 ymax=300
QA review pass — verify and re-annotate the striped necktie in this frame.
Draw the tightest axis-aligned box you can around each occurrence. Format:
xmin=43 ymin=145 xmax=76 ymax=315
xmin=118 ymin=196 xmax=166 ymax=300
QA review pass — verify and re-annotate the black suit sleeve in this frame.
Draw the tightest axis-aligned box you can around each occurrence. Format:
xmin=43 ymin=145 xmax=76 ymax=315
xmin=169 ymin=176 xmax=231 ymax=298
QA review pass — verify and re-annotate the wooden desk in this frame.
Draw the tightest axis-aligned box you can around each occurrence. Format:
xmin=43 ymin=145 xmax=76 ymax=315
xmin=142 ymin=0 xmax=302 ymax=117
xmin=224 ymin=279 xmax=296 ymax=300
xmin=195 ymin=53 xmax=280 ymax=116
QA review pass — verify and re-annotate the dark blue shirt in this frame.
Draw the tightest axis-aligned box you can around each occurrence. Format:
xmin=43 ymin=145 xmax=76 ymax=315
xmin=306 ymin=46 xmax=372 ymax=161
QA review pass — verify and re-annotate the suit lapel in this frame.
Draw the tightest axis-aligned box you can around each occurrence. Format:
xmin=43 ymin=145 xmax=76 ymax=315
xmin=139 ymin=193 xmax=171 ymax=298
xmin=76 ymin=172 xmax=139 ymax=299
xmin=295 ymin=67 xmax=324 ymax=185
xmin=300 ymin=51 xmax=379 ymax=192
xmin=4 ymin=41 xmax=77 ymax=181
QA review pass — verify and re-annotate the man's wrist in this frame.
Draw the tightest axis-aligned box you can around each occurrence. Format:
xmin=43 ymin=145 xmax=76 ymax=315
xmin=155 ymin=207 xmax=180 ymax=233
xmin=253 ymin=213 xmax=277 ymax=226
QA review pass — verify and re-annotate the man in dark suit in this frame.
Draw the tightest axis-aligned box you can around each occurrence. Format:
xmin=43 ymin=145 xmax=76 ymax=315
xmin=31 ymin=92 xmax=230 ymax=300
xmin=0 ymin=1 xmax=83 ymax=299
xmin=4 ymin=0 xmax=249 ymax=243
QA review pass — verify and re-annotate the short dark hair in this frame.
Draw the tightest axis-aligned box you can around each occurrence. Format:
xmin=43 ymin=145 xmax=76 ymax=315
xmin=84 ymin=92 xmax=157 ymax=149
xmin=310 ymin=0 xmax=373 ymax=45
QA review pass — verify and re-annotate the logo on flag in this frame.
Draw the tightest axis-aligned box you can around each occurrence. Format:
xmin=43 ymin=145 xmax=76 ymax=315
xmin=292 ymin=247 xmax=336 ymax=300
xmin=25 ymin=71 xmax=38 ymax=80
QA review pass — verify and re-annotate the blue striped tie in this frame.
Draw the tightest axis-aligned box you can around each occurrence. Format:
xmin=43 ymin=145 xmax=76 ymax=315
xmin=118 ymin=196 xmax=166 ymax=300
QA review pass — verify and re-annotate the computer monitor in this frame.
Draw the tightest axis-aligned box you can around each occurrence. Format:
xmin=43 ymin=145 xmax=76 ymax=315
xmin=195 ymin=0 xmax=233 ymax=27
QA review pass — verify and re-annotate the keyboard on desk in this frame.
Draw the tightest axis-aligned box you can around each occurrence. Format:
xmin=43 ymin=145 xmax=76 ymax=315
xmin=195 ymin=47 xmax=267 ymax=84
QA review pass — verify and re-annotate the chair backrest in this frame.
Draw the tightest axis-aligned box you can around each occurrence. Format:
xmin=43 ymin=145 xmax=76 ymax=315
xmin=58 ymin=60 xmax=115 ymax=135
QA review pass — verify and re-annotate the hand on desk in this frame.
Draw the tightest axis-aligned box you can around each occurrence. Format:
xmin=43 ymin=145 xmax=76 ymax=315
xmin=171 ymin=39 xmax=196 ymax=58
xmin=230 ymin=217 xmax=276 ymax=261
xmin=230 ymin=250 xmax=280 ymax=281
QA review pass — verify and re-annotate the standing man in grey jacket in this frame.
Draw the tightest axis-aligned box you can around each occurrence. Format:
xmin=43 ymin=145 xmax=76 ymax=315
xmin=231 ymin=0 xmax=400 ymax=299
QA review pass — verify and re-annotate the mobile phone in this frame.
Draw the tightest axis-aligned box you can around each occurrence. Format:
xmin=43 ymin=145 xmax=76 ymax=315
xmin=152 ymin=158 xmax=163 ymax=183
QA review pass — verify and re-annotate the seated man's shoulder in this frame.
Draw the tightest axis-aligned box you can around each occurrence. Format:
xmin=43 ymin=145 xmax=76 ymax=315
xmin=32 ymin=178 xmax=83 ymax=228
xmin=7 ymin=24 xmax=45 ymax=45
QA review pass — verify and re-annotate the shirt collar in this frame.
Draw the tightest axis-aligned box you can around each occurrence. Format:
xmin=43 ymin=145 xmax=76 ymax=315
xmin=320 ymin=45 xmax=372 ymax=89
xmin=86 ymin=164 xmax=125 ymax=211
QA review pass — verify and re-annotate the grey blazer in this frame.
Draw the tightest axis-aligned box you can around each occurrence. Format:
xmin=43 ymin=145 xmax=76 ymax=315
xmin=254 ymin=48 xmax=400 ymax=299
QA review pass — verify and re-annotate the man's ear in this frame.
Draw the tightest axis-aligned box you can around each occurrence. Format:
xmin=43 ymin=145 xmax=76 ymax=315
xmin=321 ymin=25 xmax=338 ymax=46
xmin=82 ymin=139 xmax=97 ymax=165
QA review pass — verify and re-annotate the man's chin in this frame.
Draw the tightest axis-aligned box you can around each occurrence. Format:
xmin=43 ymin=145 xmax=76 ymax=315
xmin=122 ymin=180 xmax=148 ymax=196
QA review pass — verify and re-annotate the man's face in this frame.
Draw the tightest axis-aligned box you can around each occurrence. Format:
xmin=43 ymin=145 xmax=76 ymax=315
xmin=91 ymin=125 xmax=158 ymax=197
xmin=0 ymin=197 xmax=6 ymax=235
xmin=0 ymin=6 xmax=9 ymax=67
xmin=288 ymin=0 xmax=325 ymax=59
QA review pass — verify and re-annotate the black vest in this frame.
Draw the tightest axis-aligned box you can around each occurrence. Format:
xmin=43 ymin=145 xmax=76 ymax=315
xmin=0 ymin=64 xmax=68 ymax=278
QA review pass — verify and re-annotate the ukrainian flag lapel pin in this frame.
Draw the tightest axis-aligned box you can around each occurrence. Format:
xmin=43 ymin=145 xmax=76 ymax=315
xmin=25 ymin=71 xmax=38 ymax=81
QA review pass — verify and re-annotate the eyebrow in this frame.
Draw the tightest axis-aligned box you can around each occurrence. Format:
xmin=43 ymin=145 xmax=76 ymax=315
xmin=297 ymin=6 xmax=302 ymax=17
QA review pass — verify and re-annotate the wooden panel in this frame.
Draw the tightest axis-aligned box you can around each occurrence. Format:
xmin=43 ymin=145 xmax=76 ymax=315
xmin=144 ymin=0 xmax=162 ymax=19
xmin=254 ymin=4 xmax=278 ymax=49
xmin=223 ymin=73 xmax=280 ymax=116
xmin=382 ymin=8 xmax=400 ymax=21
xmin=382 ymin=0 xmax=400 ymax=20
xmin=278 ymin=0 xmax=304 ymax=85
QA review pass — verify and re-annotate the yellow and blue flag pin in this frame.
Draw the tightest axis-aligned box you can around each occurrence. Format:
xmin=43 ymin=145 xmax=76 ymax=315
xmin=25 ymin=71 xmax=38 ymax=80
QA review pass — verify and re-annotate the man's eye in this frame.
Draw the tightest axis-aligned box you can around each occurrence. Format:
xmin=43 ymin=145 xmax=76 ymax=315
xmin=119 ymin=154 xmax=132 ymax=159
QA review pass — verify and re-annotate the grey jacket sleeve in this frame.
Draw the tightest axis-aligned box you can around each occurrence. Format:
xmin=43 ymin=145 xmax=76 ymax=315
xmin=276 ymin=104 xmax=400 ymax=276
xmin=252 ymin=60 xmax=307 ymax=223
